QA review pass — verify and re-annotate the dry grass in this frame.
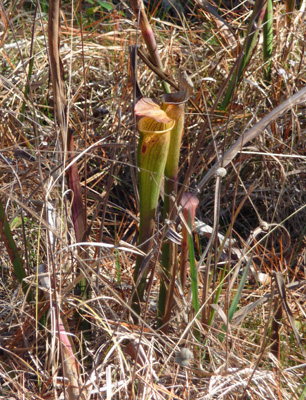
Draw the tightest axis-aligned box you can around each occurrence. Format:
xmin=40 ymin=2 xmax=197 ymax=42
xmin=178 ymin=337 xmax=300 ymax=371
xmin=0 ymin=0 xmax=306 ymax=399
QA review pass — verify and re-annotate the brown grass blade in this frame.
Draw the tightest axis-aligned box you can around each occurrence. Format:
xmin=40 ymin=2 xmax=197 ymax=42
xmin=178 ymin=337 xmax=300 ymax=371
xmin=232 ymin=279 xmax=306 ymax=325
xmin=38 ymin=266 xmax=88 ymax=399
xmin=48 ymin=0 xmax=67 ymax=144
xmin=48 ymin=0 xmax=86 ymax=243
xmin=273 ymin=271 xmax=306 ymax=360
xmin=67 ymin=132 xmax=87 ymax=242
xmin=198 ymin=85 xmax=306 ymax=190
xmin=59 ymin=318 xmax=88 ymax=400
xmin=196 ymin=0 xmax=236 ymax=49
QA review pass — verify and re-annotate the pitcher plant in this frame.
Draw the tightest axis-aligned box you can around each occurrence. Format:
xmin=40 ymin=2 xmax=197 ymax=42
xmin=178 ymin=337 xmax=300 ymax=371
xmin=132 ymin=71 xmax=193 ymax=322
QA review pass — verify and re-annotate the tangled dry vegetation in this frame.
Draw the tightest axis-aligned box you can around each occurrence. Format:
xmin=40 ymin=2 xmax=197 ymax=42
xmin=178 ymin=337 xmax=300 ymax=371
xmin=0 ymin=0 xmax=306 ymax=399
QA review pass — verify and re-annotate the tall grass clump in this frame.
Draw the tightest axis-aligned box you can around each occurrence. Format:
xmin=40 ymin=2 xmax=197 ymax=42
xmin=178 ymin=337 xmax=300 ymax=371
xmin=0 ymin=0 xmax=306 ymax=399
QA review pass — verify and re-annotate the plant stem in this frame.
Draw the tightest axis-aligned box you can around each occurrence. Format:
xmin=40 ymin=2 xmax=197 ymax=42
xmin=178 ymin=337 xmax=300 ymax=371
xmin=129 ymin=0 xmax=171 ymax=93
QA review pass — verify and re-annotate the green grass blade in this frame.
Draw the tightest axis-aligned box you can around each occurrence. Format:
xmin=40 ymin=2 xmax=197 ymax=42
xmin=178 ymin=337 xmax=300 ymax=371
xmin=0 ymin=198 xmax=32 ymax=300
xmin=189 ymin=232 xmax=199 ymax=316
xmin=208 ymin=264 xmax=227 ymax=327
xmin=188 ymin=227 xmax=201 ymax=342
xmin=297 ymin=380 xmax=306 ymax=400
xmin=263 ymin=0 xmax=273 ymax=82
xmin=220 ymin=0 xmax=268 ymax=109
xmin=228 ymin=258 xmax=252 ymax=323
xmin=219 ymin=258 xmax=252 ymax=341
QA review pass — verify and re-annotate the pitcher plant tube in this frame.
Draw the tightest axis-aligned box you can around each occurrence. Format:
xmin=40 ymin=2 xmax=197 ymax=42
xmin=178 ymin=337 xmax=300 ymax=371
xmin=179 ymin=192 xmax=199 ymax=290
xmin=132 ymin=71 xmax=193 ymax=320
xmin=158 ymin=71 xmax=193 ymax=329
xmin=132 ymin=98 xmax=174 ymax=315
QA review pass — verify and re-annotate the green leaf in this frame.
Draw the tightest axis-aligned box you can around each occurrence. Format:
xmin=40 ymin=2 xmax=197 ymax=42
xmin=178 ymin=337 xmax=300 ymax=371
xmin=189 ymin=232 xmax=199 ymax=315
xmin=97 ymin=1 xmax=113 ymax=11
xmin=10 ymin=216 xmax=28 ymax=231
xmin=219 ymin=259 xmax=252 ymax=342
xmin=0 ymin=199 xmax=32 ymax=300
xmin=188 ymin=221 xmax=201 ymax=342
